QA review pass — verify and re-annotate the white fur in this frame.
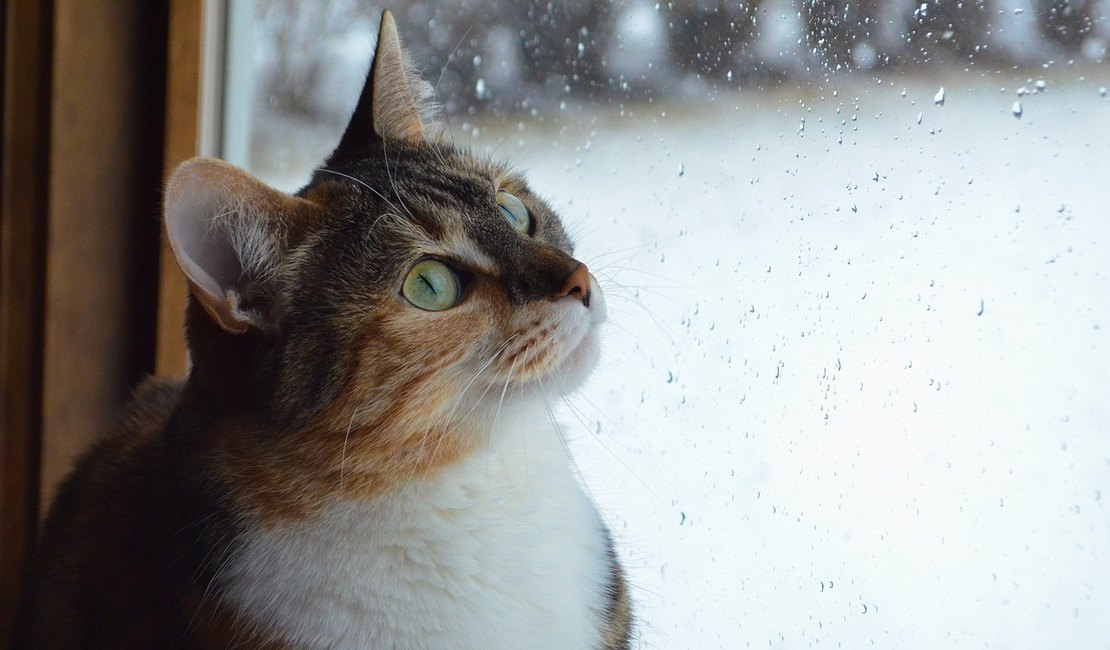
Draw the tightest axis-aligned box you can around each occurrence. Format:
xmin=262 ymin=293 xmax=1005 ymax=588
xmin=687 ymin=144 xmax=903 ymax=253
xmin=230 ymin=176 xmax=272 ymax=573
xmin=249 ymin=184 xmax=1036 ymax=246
xmin=219 ymin=405 xmax=612 ymax=649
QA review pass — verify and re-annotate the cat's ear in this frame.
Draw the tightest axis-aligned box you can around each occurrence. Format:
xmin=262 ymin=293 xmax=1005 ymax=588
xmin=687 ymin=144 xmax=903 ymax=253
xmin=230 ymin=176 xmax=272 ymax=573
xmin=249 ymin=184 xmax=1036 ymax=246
xmin=327 ymin=10 xmax=432 ymax=163
xmin=164 ymin=157 xmax=320 ymax=334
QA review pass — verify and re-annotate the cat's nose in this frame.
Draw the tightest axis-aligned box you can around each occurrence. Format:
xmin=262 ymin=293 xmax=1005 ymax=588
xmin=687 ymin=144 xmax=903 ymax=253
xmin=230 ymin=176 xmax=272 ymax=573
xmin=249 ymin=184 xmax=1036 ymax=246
xmin=555 ymin=263 xmax=592 ymax=308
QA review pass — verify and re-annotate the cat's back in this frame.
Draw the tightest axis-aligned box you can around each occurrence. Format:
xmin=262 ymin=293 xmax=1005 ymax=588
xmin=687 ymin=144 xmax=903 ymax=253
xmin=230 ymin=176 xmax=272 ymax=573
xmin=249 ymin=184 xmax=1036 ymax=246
xmin=13 ymin=377 xmax=205 ymax=649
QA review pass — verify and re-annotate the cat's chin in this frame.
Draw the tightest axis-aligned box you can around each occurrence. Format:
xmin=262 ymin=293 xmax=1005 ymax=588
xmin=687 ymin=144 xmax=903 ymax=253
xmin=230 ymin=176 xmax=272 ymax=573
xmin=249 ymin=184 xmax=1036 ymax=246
xmin=524 ymin=278 xmax=606 ymax=395
xmin=539 ymin=325 xmax=601 ymax=395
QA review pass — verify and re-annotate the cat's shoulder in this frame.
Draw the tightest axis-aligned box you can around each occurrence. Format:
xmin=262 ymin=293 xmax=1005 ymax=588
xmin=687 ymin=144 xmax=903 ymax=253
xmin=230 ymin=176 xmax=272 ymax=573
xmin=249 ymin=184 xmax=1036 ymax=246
xmin=43 ymin=376 xmax=183 ymax=528
xmin=120 ymin=375 xmax=185 ymax=434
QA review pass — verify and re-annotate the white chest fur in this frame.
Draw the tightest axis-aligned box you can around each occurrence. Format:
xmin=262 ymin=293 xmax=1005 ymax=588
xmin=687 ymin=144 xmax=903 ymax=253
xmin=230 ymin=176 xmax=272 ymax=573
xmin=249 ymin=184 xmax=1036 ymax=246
xmin=219 ymin=413 xmax=611 ymax=649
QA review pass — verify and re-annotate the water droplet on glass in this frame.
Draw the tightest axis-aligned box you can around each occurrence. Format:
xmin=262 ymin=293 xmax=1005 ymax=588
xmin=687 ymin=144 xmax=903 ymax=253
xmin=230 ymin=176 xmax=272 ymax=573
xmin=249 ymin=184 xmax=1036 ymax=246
xmin=933 ymin=87 xmax=945 ymax=106
xmin=475 ymin=78 xmax=487 ymax=98
xmin=677 ymin=163 xmax=685 ymax=177
xmin=1011 ymin=101 xmax=1023 ymax=118
xmin=1035 ymin=79 xmax=1046 ymax=92
xmin=1100 ymin=87 xmax=1108 ymax=97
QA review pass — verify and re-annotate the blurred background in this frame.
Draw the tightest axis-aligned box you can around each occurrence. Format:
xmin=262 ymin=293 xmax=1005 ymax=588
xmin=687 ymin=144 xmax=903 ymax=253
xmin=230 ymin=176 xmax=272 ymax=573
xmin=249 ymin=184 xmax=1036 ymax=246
xmin=231 ymin=0 xmax=1110 ymax=184
xmin=3 ymin=1 xmax=1109 ymax=647
xmin=230 ymin=3 xmax=1110 ymax=647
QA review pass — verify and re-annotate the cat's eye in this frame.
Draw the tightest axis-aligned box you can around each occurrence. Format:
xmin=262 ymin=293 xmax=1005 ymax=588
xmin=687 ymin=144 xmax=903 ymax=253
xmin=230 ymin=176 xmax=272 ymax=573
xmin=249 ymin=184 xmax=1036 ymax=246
xmin=402 ymin=260 xmax=461 ymax=311
xmin=496 ymin=191 xmax=531 ymax=235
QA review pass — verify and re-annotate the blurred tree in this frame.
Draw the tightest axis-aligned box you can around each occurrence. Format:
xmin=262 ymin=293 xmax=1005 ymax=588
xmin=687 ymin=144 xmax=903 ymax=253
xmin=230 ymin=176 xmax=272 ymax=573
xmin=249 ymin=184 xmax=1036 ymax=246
xmin=903 ymin=0 xmax=995 ymax=64
xmin=661 ymin=1 xmax=762 ymax=80
xmin=256 ymin=0 xmax=365 ymax=118
xmin=1036 ymin=0 xmax=1095 ymax=49
xmin=804 ymin=0 xmax=889 ymax=70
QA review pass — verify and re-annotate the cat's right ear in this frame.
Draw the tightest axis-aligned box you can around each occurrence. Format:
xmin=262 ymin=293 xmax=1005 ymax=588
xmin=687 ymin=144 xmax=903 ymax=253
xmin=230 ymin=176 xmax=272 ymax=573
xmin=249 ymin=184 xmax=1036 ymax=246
xmin=164 ymin=157 xmax=320 ymax=334
xmin=325 ymin=10 xmax=433 ymax=165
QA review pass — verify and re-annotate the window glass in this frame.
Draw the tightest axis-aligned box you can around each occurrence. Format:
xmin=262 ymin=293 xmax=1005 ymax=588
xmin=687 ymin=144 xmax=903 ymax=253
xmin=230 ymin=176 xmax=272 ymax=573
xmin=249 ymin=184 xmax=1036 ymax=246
xmin=222 ymin=1 xmax=1110 ymax=646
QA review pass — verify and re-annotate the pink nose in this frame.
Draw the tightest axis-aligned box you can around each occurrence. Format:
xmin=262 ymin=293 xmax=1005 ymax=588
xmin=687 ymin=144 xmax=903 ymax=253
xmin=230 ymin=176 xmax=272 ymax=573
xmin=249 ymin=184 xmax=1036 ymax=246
xmin=556 ymin=263 xmax=592 ymax=307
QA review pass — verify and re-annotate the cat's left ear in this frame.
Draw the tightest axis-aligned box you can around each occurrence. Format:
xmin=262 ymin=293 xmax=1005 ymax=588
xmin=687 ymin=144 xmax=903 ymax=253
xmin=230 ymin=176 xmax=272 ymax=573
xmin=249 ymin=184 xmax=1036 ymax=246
xmin=164 ymin=157 xmax=321 ymax=334
xmin=327 ymin=10 xmax=431 ymax=165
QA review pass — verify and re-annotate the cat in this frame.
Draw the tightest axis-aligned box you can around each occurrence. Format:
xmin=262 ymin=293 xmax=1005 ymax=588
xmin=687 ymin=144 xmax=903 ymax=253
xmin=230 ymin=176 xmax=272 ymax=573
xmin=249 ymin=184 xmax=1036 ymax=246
xmin=14 ymin=11 xmax=632 ymax=649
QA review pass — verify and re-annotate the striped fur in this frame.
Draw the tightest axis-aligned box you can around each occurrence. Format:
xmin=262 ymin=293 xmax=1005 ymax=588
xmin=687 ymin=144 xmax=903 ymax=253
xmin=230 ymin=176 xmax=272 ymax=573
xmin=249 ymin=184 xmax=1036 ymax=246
xmin=15 ymin=11 xmax=631 ymax=649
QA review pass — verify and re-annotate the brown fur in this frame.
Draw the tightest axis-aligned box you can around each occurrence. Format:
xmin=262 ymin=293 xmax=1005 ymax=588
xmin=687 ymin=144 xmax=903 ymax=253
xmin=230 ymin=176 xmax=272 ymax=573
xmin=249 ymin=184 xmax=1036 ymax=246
xmin=15 ymin=12 xmax=632 ymax=648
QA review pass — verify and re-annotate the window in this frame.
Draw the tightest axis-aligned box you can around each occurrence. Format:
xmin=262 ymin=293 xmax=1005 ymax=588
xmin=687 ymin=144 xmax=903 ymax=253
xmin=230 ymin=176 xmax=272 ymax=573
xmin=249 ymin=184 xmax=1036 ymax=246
xmin=219 ymin=2 xmax=1109 ymax=645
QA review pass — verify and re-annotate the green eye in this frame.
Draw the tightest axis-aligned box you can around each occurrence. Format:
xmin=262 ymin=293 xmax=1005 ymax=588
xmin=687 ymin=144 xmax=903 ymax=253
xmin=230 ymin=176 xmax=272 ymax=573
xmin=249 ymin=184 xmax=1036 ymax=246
xmin=496 ymin=191 xmax=531 ymax=234
xmin=402 ymin=260 xmax=461 ymax=311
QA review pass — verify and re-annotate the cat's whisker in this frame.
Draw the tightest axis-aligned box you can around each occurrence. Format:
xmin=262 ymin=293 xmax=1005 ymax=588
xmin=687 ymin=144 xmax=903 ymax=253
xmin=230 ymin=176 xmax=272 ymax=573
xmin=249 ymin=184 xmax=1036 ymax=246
xmin=412 ymin=333 xmax=520 ymax=485
xmin=444 ymin=333 xmax=521 ymax=424
xmin=339 ymin=406 xmax=358 ymax=494
xmin=597 ymin=280 xmax=683 ymax=351
xmin=491 ymin=353 xmax=520 ymax=436
xmin=430 ymin=23 xmax=473 ymax=116
xmin=592 ymin=262 xmax=689 ymax=289
xmin=537 ymin=381 xmax=588 ymax=488
xmin=379 ymin=144 xmax=418 ymax=222
xmin=582 ymin=240 xmax=659 ymax=267
xmin=568 ymin=391 xmax=629 ymax=451
xmin=558 ymin=395 xmax=656 ymax=498
xmin=316 ymin=167 xmax=406 ymax=218
xmin=594 ymin=265 xmax=687 ymax=305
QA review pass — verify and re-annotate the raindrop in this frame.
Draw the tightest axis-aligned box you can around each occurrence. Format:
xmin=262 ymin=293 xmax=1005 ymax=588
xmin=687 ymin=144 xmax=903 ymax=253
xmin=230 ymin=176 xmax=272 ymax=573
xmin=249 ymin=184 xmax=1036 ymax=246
xmin=677 ymin=163 xmax=685 ymax=177
xmin=1035 ymin=80 xmax=1046 ymax=92
xmin=475 ymin=78 xmax=487 ymax=98
xmin=1100 ymin=87 xmax=1108 ymax=97
xmin=933 ymin=87 xmax=945 ymax=106
xmin=916 ymin=112 xmax=923 ymax=124
xmin=977 ymin=299 xmax=985 ymax=316
xmin=1012 ymin=102 xmax=1023 ymax=119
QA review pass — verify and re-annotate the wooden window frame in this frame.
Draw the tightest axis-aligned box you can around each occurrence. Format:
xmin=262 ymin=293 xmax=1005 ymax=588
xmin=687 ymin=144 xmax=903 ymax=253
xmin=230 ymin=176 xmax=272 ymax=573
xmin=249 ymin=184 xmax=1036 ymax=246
xmin=0 ymin=0 xmax=207 ymax=637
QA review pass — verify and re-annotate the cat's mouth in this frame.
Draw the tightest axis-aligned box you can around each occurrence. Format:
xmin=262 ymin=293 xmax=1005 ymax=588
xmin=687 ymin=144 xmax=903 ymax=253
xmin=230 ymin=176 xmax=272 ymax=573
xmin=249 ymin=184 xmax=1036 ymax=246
xmin=493 ymin=276 xmax=605 ymax=391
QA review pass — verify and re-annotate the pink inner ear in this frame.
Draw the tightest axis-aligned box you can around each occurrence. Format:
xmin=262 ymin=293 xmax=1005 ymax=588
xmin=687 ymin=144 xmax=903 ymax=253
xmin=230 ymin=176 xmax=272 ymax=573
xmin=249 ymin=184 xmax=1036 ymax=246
xmin=164 ymin=160 xmax=260 ymax=334
xmin=167 ymin=186 xmax=242 ymax=304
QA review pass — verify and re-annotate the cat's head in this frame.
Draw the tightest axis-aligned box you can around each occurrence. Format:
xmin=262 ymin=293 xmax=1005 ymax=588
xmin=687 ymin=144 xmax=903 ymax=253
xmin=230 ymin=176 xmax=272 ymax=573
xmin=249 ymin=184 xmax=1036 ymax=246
xmin=163 ymin=12 xmax=604 ymax=499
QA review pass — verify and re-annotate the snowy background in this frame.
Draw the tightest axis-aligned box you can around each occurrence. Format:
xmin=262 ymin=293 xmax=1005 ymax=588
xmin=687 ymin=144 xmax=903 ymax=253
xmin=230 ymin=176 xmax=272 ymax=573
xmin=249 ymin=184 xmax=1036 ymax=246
xmin=231 ymin=2 xmax=1110 ymax=647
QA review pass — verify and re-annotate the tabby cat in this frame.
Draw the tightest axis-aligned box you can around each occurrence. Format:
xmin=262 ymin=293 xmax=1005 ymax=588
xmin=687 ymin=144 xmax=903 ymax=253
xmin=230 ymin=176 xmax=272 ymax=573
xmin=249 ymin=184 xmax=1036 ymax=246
xmin=15 ymin=12 xmax=631 ymax=649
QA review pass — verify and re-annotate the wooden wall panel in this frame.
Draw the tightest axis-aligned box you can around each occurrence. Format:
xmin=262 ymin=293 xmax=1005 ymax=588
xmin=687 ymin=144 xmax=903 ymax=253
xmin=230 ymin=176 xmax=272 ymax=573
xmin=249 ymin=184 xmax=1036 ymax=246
xmin=3 ymin=0 xmax=179 ymax=635
xmin=40 ymin=1 xmax=168 ymax=509
xmin=1 ymin=0 xmax=52 ymax=638
xmin=156 ymin=0 xmax=205 ymax=379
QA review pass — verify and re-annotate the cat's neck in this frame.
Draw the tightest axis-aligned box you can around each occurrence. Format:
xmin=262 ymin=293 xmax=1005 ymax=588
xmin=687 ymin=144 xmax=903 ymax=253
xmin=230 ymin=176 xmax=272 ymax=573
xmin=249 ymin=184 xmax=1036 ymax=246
xmin=218 ymin=399 xmax=610 ymax=649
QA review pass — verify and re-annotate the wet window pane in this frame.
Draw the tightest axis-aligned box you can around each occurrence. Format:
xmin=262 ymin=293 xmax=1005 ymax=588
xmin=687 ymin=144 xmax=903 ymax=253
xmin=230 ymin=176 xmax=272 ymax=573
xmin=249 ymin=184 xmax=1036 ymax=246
xmin=222 ymin=1 xmax=1110 ymax=646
